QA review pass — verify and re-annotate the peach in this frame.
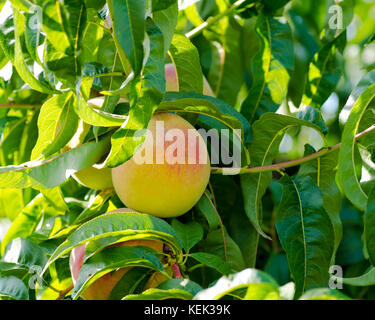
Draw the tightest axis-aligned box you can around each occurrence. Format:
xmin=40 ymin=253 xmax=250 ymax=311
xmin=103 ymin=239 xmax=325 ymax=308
xmin=111 ymin=113 xmax=211 ymax=218
xmin=69 ymin=208 xmax=165 ymax=300
xmin=164 ymin=63 xmax=215 ymax=96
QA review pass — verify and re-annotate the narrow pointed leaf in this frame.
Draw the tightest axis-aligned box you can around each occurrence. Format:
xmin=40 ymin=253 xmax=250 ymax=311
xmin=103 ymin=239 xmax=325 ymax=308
xmin=337 ymin=83 xmax=375 ymax=210
xmin=240 ymin=14 xmax=293 ymax=123
xmin=240 ymin=113 xmax=325 ymax=238
xmin=43 ymin=211 xmax=182 ymax=274
xmin=168 ymin=33 xmax=203 ymax=94
xmin=31 ymin=92 xmax=79 ymax=160
xmin=276 ymin=175 xmax=335 ymax=298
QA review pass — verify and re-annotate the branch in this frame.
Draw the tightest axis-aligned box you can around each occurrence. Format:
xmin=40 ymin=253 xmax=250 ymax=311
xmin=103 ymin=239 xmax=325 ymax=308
xmin=211 ymin=124 xmax=375 ymax=175
xmin=56 ymin=284 xmax=74 ymax=300
xmin=185 ymin=0 xmax=252 ymax=39
xmin=0 ymin=103 xmax=40 ymax=109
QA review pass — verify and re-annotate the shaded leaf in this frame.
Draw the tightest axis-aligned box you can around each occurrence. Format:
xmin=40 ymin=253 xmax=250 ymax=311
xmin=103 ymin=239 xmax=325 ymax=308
xmin=337 ymin=83 xmax=375 ymax=210
xmin=276 ymin=175 xmax=335 ymax=298
xmin=240 ymin=113 xmax=325 ymax=238
xmin=171 ymin=219 xmax=203 ymax=251
xmin=0 ymin=276 xmax=28 ymax=300
xmin=240 ymin=14 xmax=293 ymax=123
xmin=193 ymin=268 xmax=278 ymax=300
xmin=190 ymin=252 xmax=232 ymax=275
xmin=43 ymin=211 xmax=182 ymax=273
xmin=72 ymin=246 xmax=163 ymax=299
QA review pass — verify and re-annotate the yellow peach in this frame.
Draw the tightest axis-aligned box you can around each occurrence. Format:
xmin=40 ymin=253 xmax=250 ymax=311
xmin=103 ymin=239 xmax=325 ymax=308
xmin=69 ymin=208 xmax=166 ymax=300
xmin=111 ymin=113 xmax=211 ymax=218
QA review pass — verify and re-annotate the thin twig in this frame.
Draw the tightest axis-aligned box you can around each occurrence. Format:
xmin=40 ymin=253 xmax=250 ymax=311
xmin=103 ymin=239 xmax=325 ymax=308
xmin=0 ymin=103 xmax=40 ymax=109
xmin=211 ymin=124 xmax=375 ymax=175
xmin=56 ymin=284 xmax=74 ymax=300
xmin=204 ymin=191 xmax=228 ymax=263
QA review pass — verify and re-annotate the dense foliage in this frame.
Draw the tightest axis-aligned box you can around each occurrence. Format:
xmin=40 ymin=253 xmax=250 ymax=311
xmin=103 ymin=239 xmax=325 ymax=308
xmin=0 ymin=0 xmax=375 ymax=300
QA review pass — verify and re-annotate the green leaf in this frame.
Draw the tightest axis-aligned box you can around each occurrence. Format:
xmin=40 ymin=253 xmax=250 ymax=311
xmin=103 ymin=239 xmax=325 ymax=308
xmin=42 ymin=0 xmax=86 ymax=56
xmin=0 ymin=188 xmax=23 ymax=220
xmin=0 ymin=15 xmax=14 ymax=64
xmin=159 ymin=92 xmax=245 ymax=136
xmin=72 ymin=246 xmax=163 ymax=299
xmin=240 ymin=113 xmax=325 ymax=238
xmin=168 ymin=33 xmax=203 ymax=94
xmin=301 ymin=32 xmax=346 ymax=109
xmin=190 ymin=252 xmax=232 ymax=275
xmin=43 ymin=211 xmax=182 ymax=274
xmin=364 ymin=187 xmax=375 ymax=266
xmin=335 ymin=267 xmax=375 ymax=286
xmin=1 ymin=238 xmax=47 ymax=269
xmin=73 ymin=189 xmax=114 ymax=225
xmin=296 ymin=105 xmax=328 ymax=134
xmin=0 ymin=134 xmax=111 ymax=189
xmin=0 ymin=194 xmax=64 ymax=253
xmin=110 ymin=267 xmax=154 ymax=300
xmin=207 ymin=14 xmax=244 ymax=107
xmin=324 ymin=0 xmax=354 ymax=41
xmin=264 ymin=253 xmax=290 ymax=285
xmin=45 ymin=41 xmax=77 ymax=86
xmin=276 ymin=175 xmax=335 ymax=298
xmin=74 ymin=94 xmax=127 ymax=127
xmin=195 ymin=193 xmax=222 ymax=230
xmin=24 ymin=11 xmax=43 ymax=65
xmin=159 ymin=92 xmax=250 ymax=165
xmin=37 ymin=186 xmax=68 ymax=212
xmin=31 ymin=92 xmax=79 ymax=160
xmin=156 ymin=278 xmax=203 ymax=296
xmin=42 ymin=0 xmax=87 ymax=85
xmin=243 ymin=283 xmax=282 ymax=300
xmin=123 ymin=288 xmax=193 ymax=300
xmin=201 ymin=228 xmax=245 ymax=273
xmin=151 ymin=0 xmax=176 ymax=12
xmin=0 ymin=262 xmax=29 ymax=278
xmin=0 ymin=117 xmax=26 ymax=166
xmin=240 ymin=14 xmax=293 ymax=123
xmin=171 ymin=219 xmax=203 ymax=251
xmin=153 ymin=1 xmax=178 ymax=57
xmin=13 ymin=9 xmax=55 ymax=94
xmin=298 ymin=147 xmax=342 ymax=262
xmin=337 ymin=83 xmax=375 ymax=210
xmin=0 ymin=276 xmax=28 ymax=300
xmin=8 ymin=0 xmax=32 ymax=12
xmin=263 ymin=0 xmax=291 ymax=12
xmin=299 ymin=288 xmax=351 ymax=300
xmin=339 ymin=71 xmax=375 ymax=126
xmin=193 ymin=268 xmax=278 ymax=300
xmin=107 ymin=0 xmax=146 ymax=76
xmin=106 ymin=18 xmax=165 ymax=168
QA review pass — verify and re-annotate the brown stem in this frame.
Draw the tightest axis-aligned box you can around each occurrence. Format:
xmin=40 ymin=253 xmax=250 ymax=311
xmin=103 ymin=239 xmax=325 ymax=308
xmin=56 ymin=284 xmax=74 ymax=300
xmin=172 ymin=263 xmax=182 ymax=279
xmin=211 ymin=124 xmax=375 ymax=175
xmin=0 ymin=103 xmax=40 ymax=109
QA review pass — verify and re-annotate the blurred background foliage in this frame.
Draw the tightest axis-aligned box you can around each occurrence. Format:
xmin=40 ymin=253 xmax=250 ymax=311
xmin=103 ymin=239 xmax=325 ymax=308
xmin=0 ymin=0 xmax=374 ymax=300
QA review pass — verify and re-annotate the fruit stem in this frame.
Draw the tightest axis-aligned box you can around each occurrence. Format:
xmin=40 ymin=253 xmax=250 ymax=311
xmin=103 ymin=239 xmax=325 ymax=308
xmin=172 ymin=263 xmax=183 ymax=279
xmin=211 ymin=124 xmax=375 ymax=175
xmin=56 ymin=284 xmax=74 ymax=300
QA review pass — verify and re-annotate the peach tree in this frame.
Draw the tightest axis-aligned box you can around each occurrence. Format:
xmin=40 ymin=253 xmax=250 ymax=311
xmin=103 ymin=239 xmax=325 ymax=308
xmin=0 ymin=0 xmax=374 ymax=300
